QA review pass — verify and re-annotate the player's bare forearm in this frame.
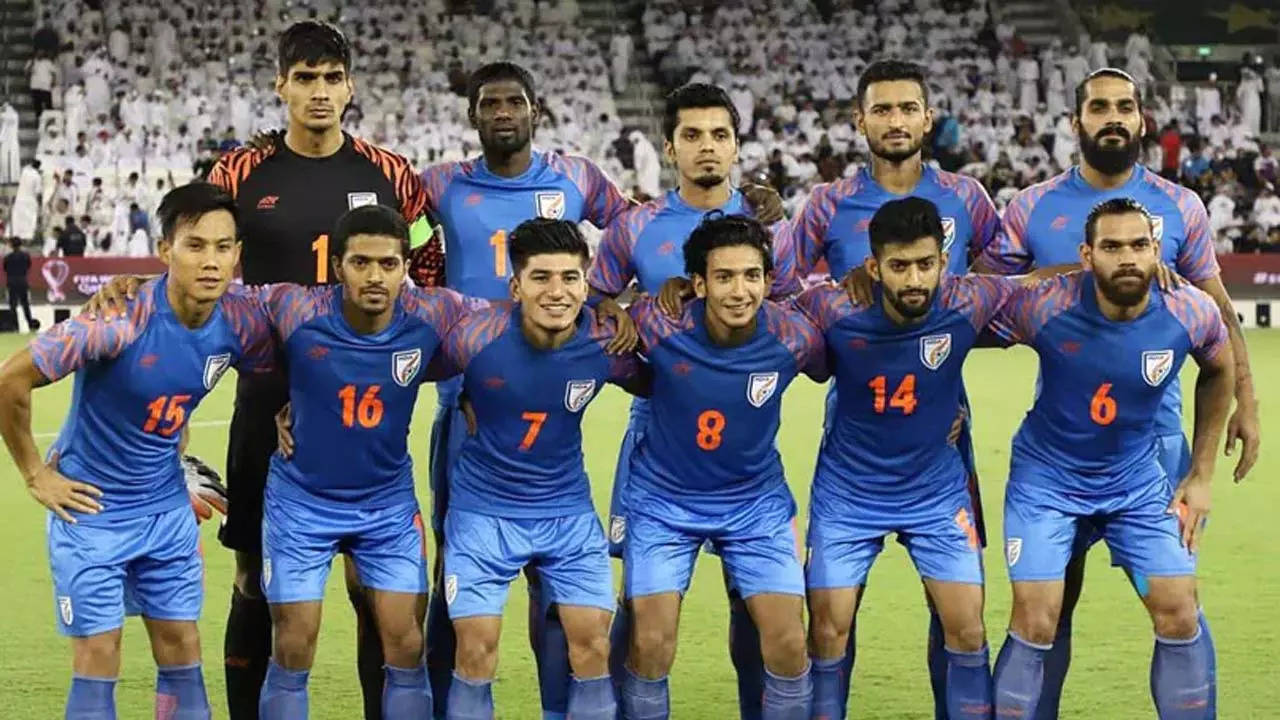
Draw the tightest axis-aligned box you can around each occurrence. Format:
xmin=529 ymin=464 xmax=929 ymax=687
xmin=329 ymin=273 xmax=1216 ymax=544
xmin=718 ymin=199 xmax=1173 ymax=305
xmin=0 ymin=349 xmax=50 ymax=483
xmin=1188 ymin=344 xmax=1235 ymax=480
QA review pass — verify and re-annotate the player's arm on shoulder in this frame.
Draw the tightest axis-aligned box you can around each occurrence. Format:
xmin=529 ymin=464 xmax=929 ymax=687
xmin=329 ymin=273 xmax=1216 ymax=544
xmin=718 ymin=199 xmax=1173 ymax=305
xmin=579 ymin=155 xmax=633 ymax=228
xmin=959 ymin=174 xmax=1003 ymax=265
xmin=587 ymin=213 xmax=637 ymax=299
xmin=221 ymin=291 xmax=278 ymax=375
xmin=790 ymin=183 xmax=833 ymax=277
xmin=606 ymin=348 xmax=654 ymax=398
xmin=969 ymin=189 xmax=1034 ymax=275
xmin=978 ymin=280 xmax=1041 ymax=348
xmin=791 ymin=309 xmax=831 ymax=383
xmin=767 ymin=220 xmax=802 ymax=300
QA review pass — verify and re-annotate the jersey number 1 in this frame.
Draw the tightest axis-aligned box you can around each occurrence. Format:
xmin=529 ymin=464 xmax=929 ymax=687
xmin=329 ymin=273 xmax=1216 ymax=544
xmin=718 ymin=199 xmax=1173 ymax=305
xmin=312 ymin=234 xmax=329 ymax=283
xmin=490 ymin=230 xmax=507 ymax=277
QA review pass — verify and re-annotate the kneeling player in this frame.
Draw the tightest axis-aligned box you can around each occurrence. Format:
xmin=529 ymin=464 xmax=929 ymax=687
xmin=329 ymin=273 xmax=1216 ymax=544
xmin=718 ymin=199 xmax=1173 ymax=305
xmin=438 ymin=218 xmax=644 ymax=720
xmin=0 ymin=183 xmax=274 ymax=719
xmin=989 ymin=198 xmax=1232 ymax=719
xmin=620 ymin=215 xmax=826 ymax=720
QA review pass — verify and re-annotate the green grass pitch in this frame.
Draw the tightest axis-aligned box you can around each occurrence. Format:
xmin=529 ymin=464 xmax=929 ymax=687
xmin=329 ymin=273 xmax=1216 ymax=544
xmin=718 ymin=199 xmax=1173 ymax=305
xmin=0 ymin=331 xmax=1275 ymax=719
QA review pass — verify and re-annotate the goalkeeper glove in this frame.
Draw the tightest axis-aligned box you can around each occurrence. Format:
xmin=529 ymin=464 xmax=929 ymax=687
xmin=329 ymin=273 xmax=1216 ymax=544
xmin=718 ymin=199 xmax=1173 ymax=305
xmin=183 ymin=455 xmax=229 ymax=523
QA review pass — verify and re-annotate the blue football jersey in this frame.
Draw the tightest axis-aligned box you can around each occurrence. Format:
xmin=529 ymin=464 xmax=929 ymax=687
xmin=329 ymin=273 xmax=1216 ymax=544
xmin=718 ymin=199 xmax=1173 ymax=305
xmin=992 ymin=273 xmax=1227 ymax=492
xmin=421 ymin=149 xmax=630 ymax=299
xmin=588 ymin=188 xmax=800 ymax=299
xmin=978 ymin=164 xmax=1222 ymax=437
xmin=30 ymin=276 xmax=274 ymax=522
xmin=790 ymin=164 xmax=1002 ymax=280
xmin=257 ymin=284 xmax=469 ymax=507
xmin=441 ymin=304 xmax=643 ymax=519
xmin=794 ymin=274 xmax=1019 ymax=502
xmin=627 ymin=297 xmax=826 ymax=511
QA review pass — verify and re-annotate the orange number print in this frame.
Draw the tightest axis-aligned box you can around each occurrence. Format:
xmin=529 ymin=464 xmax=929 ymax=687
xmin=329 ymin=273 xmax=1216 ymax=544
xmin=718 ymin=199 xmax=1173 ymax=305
xmin=696 ymin=409 xmax=726 ymax=451
xmin=142 ymin=394 xmax=193 ymax=437
xmin=312 ymin=234 xmax=329 ymax=283
xmin=868 ymin=374 xmax=918 ymax=415
xmin=490 ymin=229 xmax=507 ymax=277
xmin=338 ymin=384 xmax=384 ymax=429
xmin=519 ymin=411 xmax=548 ymax=450
xmin=1090 ymin=382 xmax=1117 ymax=426
xmin=954 ymin=507 xmax=980 ymax=550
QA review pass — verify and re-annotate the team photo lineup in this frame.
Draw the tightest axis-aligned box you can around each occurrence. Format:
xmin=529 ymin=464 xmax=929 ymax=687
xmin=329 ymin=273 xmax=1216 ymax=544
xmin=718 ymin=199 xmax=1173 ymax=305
xmin=1 ymin=7 xmax=1273 ymax=720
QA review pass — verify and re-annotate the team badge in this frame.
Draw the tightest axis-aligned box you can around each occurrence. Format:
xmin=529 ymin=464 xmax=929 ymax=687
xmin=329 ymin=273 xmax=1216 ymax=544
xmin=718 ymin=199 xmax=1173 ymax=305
xmin=564 ymin=379 xmax=596 ymax=413
xmin=1150 ymin=215 xmax=1164 ymax=242
xmin=920 ymin=334 xmax=952 ymax=370
xmin=747 ymin=372 xmax=779 ymax=408
xmin=445 ymin=574 xmax=459 ymax=606
xmin=203 ymin=353 xmax=231 ymax=390
xmin=347 ymin=192 xmax=378 ymax=209
xmin=1142 ymin=349 xmax=1175 ymax=387
xmin=262 ymin=558 xmax=272 ymax=588
xmin=58 ymin=596 xmax=73 ymax=626
xmin=392 ymin=349 xmax=423 ymax=387
xmin=1006 ymin=538 xmax=1022 ymax=567
xmin=940 ymin=217 xmax=957 ymax=252
xmin=535 ymin=191 xmax=566 ymax=219
xmin=609 ymin=515 xmax=626 ymax=545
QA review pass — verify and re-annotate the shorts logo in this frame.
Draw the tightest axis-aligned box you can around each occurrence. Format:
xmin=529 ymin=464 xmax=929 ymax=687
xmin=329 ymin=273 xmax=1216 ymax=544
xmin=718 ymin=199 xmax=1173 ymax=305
xmin=564 ymin=379 xmax=596 ymax=413
xmin=920 ymin=333 xmax=952 ymax=370
xmin=940 ymin=217 xmax=957 ymax=252
xmin=535 ymin=191 xmax=566 ymax=219
xmin=262 ymin=558 xmax=272 ymax=588
xmin=1006 ymin=538 xmax=1023 ymax=567
xmin=609 ymin=515 xmax=626 ymax=544
xmin=203 ymin=353 xmax=232 ymax=390
xmin=347 ymin=192 xmax=378 ymax=210
xmin=747 ymin=372 xmax=779 ymax=408
xmin=1142 ymin=349 xmax=1174 ymax=387
xmin=58 ymin=595 xmax=73 ymax=625
xmin=392 ymin=349 xmax=423 ymax=387
xmin=445 ymin=574 xmax=458 ymax=606
xmin=1151 ymin=216 xmax=1164 ymax=242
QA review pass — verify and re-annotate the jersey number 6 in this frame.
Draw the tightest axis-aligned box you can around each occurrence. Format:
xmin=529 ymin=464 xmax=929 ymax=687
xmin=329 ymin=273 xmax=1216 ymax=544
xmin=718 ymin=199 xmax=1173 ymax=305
xmin=1090 ymin=382 xmax=1117 ymax=426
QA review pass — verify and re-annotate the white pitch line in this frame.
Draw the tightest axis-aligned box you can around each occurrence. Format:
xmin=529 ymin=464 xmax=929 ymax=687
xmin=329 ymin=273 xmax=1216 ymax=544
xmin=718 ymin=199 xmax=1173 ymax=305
xmin=34 ymin=419 xmax=231 ymax=439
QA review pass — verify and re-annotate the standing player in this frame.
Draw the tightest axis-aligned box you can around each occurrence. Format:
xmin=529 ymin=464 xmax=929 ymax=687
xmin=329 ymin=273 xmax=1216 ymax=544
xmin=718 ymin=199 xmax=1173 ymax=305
xmin=0 ymin=183 xmax=274 ymax=720
xmin=989 ymin=198 xmax=1233 ymax=718
xmin=973 ymin=68 xmax=1261 ymax=718
xmin=620 ymin=215 xmax=826 ymax=720
xmin=794 ymin=197 xmax=1022 ymax=720
xmin=253 ymin=205 xmax=468 ymax=719
xmin=586 ymin=82 xmax=798 ymax=720
xmin=785 ymin=59 xmax=1002 ymax=718
xmin=439 ymin=219 xmax=644 ymax=720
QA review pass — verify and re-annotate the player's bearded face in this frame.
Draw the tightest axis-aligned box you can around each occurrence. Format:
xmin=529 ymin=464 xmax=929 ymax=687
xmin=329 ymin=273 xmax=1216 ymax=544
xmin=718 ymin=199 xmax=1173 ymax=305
xmin=276 ymin=61 xmax=353 ymax=133
xmin=694 ymin=246 xmax=768 ymax=331
xmin=868 ymin=237 xmax=944 ymax=321
xmin=334 ymin=234 xmax=407 ymax=316
xmin=665 ymin=107 xmax=739 ymax=190
xmin=512 ymin=253 xmax=587 ymax=335
xmin=472 ymin=82 xmax=536 ymax=155
xmin=159 ymin=210 xmax=240 ymax=303
xmin=1074 ymin=77 xmax=1143 ymax=175
xmin=1082 ymin=213 xmax=1158 ymax=307
xmin=857 ymin=81 xmax=932 ymax=164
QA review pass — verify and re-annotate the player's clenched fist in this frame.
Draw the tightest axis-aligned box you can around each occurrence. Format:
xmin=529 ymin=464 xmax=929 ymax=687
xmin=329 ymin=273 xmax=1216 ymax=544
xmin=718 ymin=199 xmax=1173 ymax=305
xmin=26 ymin=451 xmax=103 ymax=523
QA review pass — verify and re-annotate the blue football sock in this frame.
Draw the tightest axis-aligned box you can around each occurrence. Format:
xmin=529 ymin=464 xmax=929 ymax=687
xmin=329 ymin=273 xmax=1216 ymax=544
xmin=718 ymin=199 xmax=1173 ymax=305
xmin=156 ymin=663 xmax=210 ymax=719
xmin=993 ymin=632 xmax=1049 ymax=720
xmin=258 ymin=660 xmax=309 ymax=720
xmin=927 ymin=609 xmax=948 ymax=720
xmin=810 ymin=656 xmax=845 ymax=720
xmin=619 ymin=669 xmax=668 ymax=720
xmin=728 ymin=593 xmax=764 ymax=720
xmin=1199 ymin=610 xmax=1216 ymax=717
xmin=567 ymin=674 xmax=616 ymax=720
xmin=761 ymin=664 xmax=812 ymax=720
xmin=1151 ymin=630 xmax=1212 ymax=719
xmin=528 ymin=575 xmax=569 ymax=719
xmin=426 ymin=587 xmax=455 ymax=720
xmin=944 ymin=645 xmax=993 ymax=720
xmin=608 ymin=597 xmax=630 ymax=714
xmin=445 ymin=673 xmax=493 ymax=720
xmin=382 ymin=664 xmax=431 ymax=720
xmin=1034 ymin=619 xmax=1071 ymax=720
xmin=837 ymin=623 xmax=857 ymax=712
xmin=66 ymin=675 xmax=116 ymax=720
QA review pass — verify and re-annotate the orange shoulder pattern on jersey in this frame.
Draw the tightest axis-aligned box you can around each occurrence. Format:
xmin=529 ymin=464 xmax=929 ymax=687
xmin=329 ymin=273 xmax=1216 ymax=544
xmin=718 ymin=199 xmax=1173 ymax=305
xmin=349 ymin=136 xmax=428 ymax=222
xmin=205 ymin=146 xmax=275 ymax=198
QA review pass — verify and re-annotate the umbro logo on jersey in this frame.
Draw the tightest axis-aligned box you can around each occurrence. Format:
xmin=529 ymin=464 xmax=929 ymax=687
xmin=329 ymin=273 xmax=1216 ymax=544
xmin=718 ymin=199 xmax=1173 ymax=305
xmin=536 ymin=191 xmax=566 ymax=220
xmin=847 ymin=338 xmax=868 ymax=350
xmin=672 ymin=361 xmax=693 ymax=377
xmin=1051 ymin=215 xmax=1069 ymax=230
xmin=657 ymin=241 xmax=676 ymax=255
xmin=203 ymin=353 xmax=231 ymax=390
xmin=256 ymin=195 xmax=279 ymax=211
xmin=855 ymin=218 xmax=871 ymax=232
xmin=1059 ymin=340 xmax=1082 ymax=355
xmin=920 ymin=334 xmax=952 ymax=370
xmin=347 ymin=192 xmax=378 ymax=210
xmin=307 ymin=345 xmax=329 ymax=360
xmin=484 ymin=376 xmax=506 ymax=389
xmin=564 ymin=379 xmax=596 ymax=412
xmin=747 ymin=371 xmax=779 ymax=408
xmin=392 ymin=349 xmax=422 ymax=387
xmin=465 ymin=193 xmax=484 ymax=206
xmin=1142 ymin=349 xmax=1175 ymax=387
xmin=139 ymin=353 xmax=159 ymax=369
xmin=940 ymin=217 xmax=956 ymax=252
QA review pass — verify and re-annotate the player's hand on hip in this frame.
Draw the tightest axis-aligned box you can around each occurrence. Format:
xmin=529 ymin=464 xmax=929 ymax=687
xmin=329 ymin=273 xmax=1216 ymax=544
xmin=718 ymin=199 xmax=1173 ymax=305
xmin=26 ymin=452 xmax=102 ymax=523
xmin=1169 ymin=475 xmax=1211 ymax=553
xmin=840 ymin=266 xmax=874 ymax=306
xmin=459 ymin=394 xmax=478 ymax=436
xmin=81 ymin=274 xmax=145 ymax=320
xmin=597 ymin=296 xmax=640 ymax=353
xmin=275 ymin=402 xmax=295 ymax=458
xmin=1154 ymin=263 xmax=1186 ymax=292
xmin=1224 ymin=400 xmax=1260 ymax=483
xmin=657 ymin=277 xmax=694 ymax=319
xmin=742 ymin=182 xmax=785 ymax=224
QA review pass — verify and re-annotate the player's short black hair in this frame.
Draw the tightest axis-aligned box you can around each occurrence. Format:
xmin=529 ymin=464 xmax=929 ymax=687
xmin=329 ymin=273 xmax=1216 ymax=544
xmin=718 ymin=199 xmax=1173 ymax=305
xmin=467 ymin=62 xmax=538 ymax=115
xmin=662 ymin=83 xmax=741 ymax=142
xmin=683 ymin=213 xmax=774 ymax=279
xmin=856 ymin=60 xmax=929 ymax=109
xmin=1084 ymin=197 xmax=1153 ymax=247
xmin=156 ymin=182 xmax=238 ymax=243
xmin=868 ymin=196 xmax=945 ymax=257
xmin=508 ymin=218 xmax=590 ymax=273
xmin=1074 ymin=67 xmax=1141 ymax=116
xmin=278 ymin=20 xmax=351 ymax=76
xmin=330 ymin=205 xmax=410 ymax=259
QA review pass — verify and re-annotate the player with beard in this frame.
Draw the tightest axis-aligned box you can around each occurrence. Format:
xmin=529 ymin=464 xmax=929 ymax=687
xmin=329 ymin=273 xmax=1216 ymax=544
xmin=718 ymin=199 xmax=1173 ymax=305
xmin=785 ymin=59 xmax=1001 ymax=719
xmin=974 ymin=68 xmax=1261 ymax=719
xmin=988 ymin=198 xmax=1233 ymax=719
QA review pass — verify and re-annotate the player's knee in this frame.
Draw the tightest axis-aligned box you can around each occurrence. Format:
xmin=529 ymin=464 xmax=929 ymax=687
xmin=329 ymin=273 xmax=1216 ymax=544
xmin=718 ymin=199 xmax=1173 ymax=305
xmin=567 ymin=630 xmax=610 ymax=676
xmin=1147 ymin=592 xmax=1199 ymax=640
xmin=945 ymin=617 xmax=987 ymax=653
xmin=1010 ymin=601 xmax=1059 ymax=646
xmin=73 ymin=633 xmax=122 ymax=675
xmin=272 ymin=614 xmax=319 ymax=667
xmin=454 ymin=622 xmax=501 ymax=679
xmin=758 ymin=619 xmax=807 ymax=672
xmin=808 ymin=609 xmax=851 ymax=657
xmin=629 ymin=621 xmax=677 ymax=673
xmin=381 ymin=625 xmax=424 ymax=667
xmin=149 ymin=622 xmax=202 ymax=664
